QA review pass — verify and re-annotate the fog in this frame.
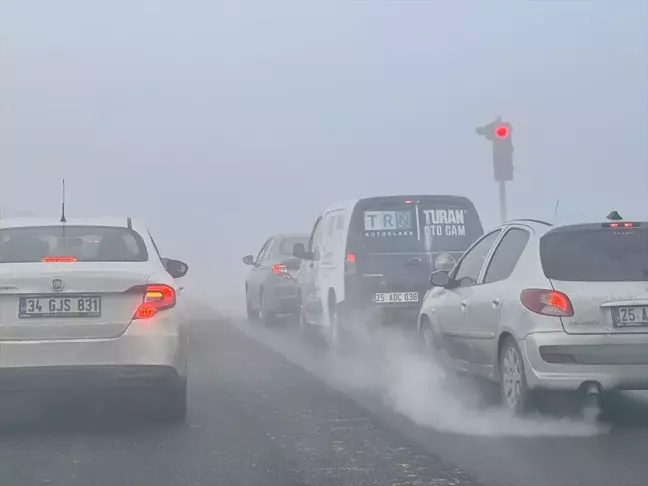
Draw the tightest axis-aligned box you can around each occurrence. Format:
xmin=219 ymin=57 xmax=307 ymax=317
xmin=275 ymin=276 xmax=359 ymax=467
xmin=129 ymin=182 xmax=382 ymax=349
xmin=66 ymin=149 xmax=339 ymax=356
xmin=1 ymin=0 xmax=647 ymax=436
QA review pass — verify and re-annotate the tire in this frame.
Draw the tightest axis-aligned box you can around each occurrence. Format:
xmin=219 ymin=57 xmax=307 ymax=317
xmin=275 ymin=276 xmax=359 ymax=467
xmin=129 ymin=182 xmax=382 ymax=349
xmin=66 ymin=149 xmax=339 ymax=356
xmin=246 ymin=290 xmax=259 ymax=320
xmin=259 ymin=291 xmax=276 ymax=327
xmin=298 ymin=300 xmax=309 ymax=339
xmin=326 ymin=301 xmax=345 ymax=353
xmin=419 ymin=317 xmax=439 ymax=361
xmin=499 ymin=336 xmax=531 ymax=414
xmin=159 ymin=377 xmax=187 ymax=424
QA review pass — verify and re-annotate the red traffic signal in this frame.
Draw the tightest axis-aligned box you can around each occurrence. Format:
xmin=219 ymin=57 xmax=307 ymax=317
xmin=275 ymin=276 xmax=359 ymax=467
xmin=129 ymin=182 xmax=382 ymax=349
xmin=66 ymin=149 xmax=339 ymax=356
xmin=494 ymin=125 xmax=509 ymax=139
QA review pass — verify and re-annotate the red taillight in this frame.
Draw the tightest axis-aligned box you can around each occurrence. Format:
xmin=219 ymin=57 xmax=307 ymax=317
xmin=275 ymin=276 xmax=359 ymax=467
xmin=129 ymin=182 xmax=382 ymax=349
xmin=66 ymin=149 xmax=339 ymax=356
xmin=520 ymin=288 xmax=574 ymax=317
xmin=133 ymin=284 xmax=176 ymax=319
xmin=42 ymin=256 xmax=77 ymax=263
xmin=272 ymin=264 xmax=291 ymax=280
xmin=346 ymin=253 xmax=356 ymax=264
xmin=604 ymin=222 xmax=639 ymax=228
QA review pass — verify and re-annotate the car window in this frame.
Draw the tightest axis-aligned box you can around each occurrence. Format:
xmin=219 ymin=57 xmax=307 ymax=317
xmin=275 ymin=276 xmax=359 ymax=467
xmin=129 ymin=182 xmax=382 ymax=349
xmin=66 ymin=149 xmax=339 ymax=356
xmin=0 ymin=225 xmax=148 ymax=263
xmin=256 ymin=239 xmax=271 ymax=262
xmin=483 ymin=228 xmax=530 ymax=284
xmin=309 ymin=217 xmax=324 ymax=257
xmin=279 ymin=237 xmax=308 ymax=255
xmin=452 ymin=230 xmax=502 ymax=286
xmin=541 ymin=226 xmax=648 ymax=282
xmin=264 ymin=238 xmax=276 ymax=260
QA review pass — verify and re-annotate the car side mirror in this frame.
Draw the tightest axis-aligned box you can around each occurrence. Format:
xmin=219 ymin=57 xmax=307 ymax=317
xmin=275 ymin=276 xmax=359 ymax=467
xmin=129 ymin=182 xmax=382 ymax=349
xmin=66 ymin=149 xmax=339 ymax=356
xmin=164 ymin=258 xmax=189 ymax=279
xmin=430 ymin=270 xmax=451 ymax=288
xmin=293 ymin=243 xmax=313 ymax=260
xmin=242 ymin=255 xmax=255 ymax=266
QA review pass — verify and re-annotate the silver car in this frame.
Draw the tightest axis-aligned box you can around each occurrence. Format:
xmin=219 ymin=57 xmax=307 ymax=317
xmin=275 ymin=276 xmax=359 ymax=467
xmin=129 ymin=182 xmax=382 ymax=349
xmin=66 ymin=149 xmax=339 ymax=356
xmin=0 ymin=217 xmax=190 ymax=422
xmin=418 ymin=216 xmax=648 ymax=413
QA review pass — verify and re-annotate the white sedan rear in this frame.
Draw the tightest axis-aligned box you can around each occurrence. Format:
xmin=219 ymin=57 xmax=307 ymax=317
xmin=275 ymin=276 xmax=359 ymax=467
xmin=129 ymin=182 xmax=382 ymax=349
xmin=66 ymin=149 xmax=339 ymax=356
xmin=0 ymin=217 xmax=189 ymax=422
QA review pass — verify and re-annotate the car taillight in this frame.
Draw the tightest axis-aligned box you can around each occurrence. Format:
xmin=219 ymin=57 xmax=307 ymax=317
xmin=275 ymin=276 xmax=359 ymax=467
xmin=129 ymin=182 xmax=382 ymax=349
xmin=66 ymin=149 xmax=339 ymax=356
xmin=520 ymin=288 xmax=574 ymax=317
xmin=272 ymin=264 xmax=291 ymax=280
xmin=345 ymin=253 xmax=357 ymax=274
xmin=604 ymin=222 xmax=639 ymax=228
xmin=43 ymin=256 xmax=77 ymax=263
xmin=133 ymin=284 xmax=176 ymax=319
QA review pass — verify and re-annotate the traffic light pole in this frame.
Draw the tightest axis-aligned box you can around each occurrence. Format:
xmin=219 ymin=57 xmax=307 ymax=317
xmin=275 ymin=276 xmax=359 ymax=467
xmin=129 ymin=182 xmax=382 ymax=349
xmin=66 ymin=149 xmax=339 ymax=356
xmin=499 ymin=181 xmax=507 ymax=223
xmin=475 ymin=117 xmax=514 ymax=224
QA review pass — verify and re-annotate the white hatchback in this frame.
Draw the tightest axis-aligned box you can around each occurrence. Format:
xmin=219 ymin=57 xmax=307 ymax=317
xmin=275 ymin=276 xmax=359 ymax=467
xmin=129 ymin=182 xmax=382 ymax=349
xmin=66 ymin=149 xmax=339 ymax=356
xmin=418 ymin=217 xmax=648 ymax=414
xmin=0 ymin=217 xmax=190 ymax=422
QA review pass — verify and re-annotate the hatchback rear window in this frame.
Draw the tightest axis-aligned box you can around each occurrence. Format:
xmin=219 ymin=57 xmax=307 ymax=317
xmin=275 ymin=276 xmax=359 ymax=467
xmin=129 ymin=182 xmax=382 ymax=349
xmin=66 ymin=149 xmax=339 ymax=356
xmin=279 ymin=237 xmax=308 ymax=256
xmin=358 ymin=201 xmax=483 ymax=254
xmin=540 ymin=226 xmax=648 ymax=282
xmin=0 ymin=226 xmax=148 ymax=263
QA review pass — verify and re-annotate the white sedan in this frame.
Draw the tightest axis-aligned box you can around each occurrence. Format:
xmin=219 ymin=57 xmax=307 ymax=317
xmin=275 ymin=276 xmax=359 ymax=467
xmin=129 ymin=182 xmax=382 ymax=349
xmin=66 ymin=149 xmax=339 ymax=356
xmin=0 ymin=217 xmax=190 ymax=422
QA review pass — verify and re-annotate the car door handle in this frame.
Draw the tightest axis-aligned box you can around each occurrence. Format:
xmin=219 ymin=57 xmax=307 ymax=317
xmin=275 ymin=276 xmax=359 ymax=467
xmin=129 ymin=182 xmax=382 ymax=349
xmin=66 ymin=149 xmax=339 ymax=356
xmin=492 ymin=298 xmax=501 ymax=307
xmin=460 ymin=300 xmax=467 ymax=315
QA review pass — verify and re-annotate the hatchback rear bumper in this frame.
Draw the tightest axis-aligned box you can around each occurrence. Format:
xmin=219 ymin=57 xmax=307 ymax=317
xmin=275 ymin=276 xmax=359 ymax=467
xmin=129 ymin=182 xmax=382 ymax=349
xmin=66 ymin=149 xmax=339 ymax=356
xmin=522 ymin=331 xmax=648 ymax=391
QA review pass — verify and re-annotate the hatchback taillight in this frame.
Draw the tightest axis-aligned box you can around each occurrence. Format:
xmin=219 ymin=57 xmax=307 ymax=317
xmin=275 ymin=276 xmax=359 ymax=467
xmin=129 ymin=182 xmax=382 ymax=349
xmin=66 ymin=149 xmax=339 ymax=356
xmin=132 ymin=284 xmax=176 ymax=319
xmin=520 ymin=288 xmax=574 ymax=317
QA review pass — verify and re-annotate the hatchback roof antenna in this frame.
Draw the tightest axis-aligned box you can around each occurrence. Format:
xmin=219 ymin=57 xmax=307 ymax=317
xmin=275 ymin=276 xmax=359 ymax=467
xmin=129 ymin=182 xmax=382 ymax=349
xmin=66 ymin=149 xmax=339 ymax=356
xmin=607 ymin=210 xmax=622 ymax=221
xmin=552 ymin=199 xmax=560 ymax=219
xmin=60 ymin=179 xmax=67 ymax=223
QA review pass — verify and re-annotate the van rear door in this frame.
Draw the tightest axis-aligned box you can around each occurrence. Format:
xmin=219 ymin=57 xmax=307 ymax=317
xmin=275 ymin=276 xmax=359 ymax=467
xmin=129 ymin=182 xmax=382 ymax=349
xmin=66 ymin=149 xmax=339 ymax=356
xmin=346 ymin=196 xmax=483 ymax=308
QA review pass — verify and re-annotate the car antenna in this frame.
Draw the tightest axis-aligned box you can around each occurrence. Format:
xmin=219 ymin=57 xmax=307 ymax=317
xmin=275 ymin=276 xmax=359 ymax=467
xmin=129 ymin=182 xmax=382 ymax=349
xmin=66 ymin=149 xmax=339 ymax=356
xmin=127 ymin=217 xmax=132 ymax=229
xmin=607 ymin=210 xmax=622 ymax=221
xmin=552 ymin=199 xmax=560 ymax=219
xmin=60 ymin=178 xmax=67 ymax=223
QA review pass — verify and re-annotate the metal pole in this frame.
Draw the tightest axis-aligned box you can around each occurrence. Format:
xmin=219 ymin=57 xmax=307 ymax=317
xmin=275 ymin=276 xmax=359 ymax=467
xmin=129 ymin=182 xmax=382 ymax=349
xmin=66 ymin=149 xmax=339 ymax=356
xmin=499 ymin=181 xmax=507 ymax=223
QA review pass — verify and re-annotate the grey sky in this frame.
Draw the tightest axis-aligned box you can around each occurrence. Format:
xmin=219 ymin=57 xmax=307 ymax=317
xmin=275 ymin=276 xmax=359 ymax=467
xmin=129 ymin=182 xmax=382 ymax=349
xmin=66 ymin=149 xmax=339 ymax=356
xmin=1 ymin=0 xmax=647 ymax=297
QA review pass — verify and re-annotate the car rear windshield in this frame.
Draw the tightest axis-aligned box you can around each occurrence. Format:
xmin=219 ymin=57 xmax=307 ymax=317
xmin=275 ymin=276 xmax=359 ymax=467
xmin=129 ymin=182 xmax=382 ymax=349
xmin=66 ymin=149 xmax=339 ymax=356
xmin=279 ymin=237 xmax=308 ymax=255
xmin=541 ymin=226 xmax=648 ymax=282
xmin=358 ymin=201 xmax=483 ymax=253
xmin=0 ymin=225 xmax=148 ymax=263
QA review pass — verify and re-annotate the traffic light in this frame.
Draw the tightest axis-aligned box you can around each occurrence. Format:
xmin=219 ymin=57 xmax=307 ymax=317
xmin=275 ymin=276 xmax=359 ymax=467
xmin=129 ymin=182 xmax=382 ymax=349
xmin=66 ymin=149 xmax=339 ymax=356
xmin=475 ymin=118 xmax=514 ymax=182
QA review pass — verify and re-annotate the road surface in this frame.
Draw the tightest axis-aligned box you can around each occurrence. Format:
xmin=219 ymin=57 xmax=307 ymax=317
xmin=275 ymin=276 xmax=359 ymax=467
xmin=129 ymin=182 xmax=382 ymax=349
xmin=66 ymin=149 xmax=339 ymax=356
xmin=0 ymin=304 xmax=647 ymax=485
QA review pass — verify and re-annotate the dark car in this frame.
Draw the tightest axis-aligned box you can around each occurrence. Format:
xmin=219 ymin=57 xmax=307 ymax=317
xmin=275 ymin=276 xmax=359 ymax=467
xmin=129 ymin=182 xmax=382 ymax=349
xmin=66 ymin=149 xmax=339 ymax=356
xmin=243 ymin=233 xmax=309 ymax=325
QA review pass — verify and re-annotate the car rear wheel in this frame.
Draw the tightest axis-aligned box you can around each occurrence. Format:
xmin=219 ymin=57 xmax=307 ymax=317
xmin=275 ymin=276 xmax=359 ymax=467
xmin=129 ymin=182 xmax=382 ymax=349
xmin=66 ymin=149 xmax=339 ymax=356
xmin=159 ymin=376 xmax=187 ymax=423
xmin=499 ymin=337 xmax=531 ymax=414
xmin=246 ymin=290 xmax=259 ymax=320
xmin=259 ymin=292 xmax=276 ymax=327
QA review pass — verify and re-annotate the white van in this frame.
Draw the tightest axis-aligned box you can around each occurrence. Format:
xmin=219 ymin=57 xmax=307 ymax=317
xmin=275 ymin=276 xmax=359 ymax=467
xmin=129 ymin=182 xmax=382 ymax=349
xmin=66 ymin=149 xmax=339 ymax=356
xmin=292 ymin=194 xmax=484 ymax=346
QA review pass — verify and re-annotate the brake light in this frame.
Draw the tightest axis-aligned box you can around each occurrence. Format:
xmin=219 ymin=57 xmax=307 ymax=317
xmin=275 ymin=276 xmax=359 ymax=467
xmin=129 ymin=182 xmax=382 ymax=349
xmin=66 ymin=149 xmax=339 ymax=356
xmin=604 ymin=222 xmax=639 ymax=228
xmin=345 ymin=253 xmax=357 ymax=274
xmin=133 ymin=284 xmax=176 ymax=319
xmin=520 ymin=288 xmax=574 ymax=317
xmin=42 ymin=256 xmax=77 ymax=263
xmin=272 ymin=264 xmax=291 ymax=280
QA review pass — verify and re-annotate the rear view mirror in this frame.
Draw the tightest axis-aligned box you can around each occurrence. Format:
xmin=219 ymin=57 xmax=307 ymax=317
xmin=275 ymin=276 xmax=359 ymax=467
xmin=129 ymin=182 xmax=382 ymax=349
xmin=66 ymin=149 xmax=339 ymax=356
xmin=292 ymin=243 xmax=312 ymax=260
xmin=164 ymin=258 xmax=189 ymax=279
xmin=430 ymin=270 xmax=450 ymax=288
xmin=242 ymin=255 xmax=255 ymax=266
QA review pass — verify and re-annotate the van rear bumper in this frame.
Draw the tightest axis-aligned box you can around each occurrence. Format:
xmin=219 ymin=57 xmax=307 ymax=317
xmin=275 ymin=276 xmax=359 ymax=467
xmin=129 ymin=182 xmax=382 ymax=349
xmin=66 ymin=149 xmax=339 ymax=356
xmin=342 ymin=301 xmax=420 ymax=327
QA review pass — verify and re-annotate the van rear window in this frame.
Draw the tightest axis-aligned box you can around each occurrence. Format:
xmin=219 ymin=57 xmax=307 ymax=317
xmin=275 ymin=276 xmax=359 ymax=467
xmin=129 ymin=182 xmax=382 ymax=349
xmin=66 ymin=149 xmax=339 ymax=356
xmin=360 ymin=203 xmax=483 ymax=253
xmin=541 ymin=226 xmax=648 ymax=282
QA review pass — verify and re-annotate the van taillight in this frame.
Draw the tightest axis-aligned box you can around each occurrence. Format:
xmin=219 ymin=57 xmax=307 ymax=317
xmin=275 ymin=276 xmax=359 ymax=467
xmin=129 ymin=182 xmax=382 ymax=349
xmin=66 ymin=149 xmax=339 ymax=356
xmin=132 ymin=284 xmax=176 ymax=319
xmin=520 ymin=288 xmax=574 ymax=317
xmin=345 ymin=253 xmax=357 ymax=274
